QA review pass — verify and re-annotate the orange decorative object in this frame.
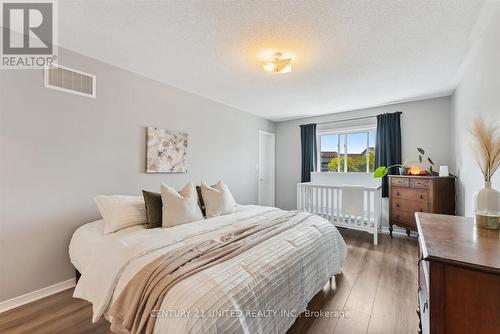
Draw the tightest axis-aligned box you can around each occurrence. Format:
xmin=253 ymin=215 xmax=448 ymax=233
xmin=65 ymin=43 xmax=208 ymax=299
xmin=409 ymin=166 xmax=421 ymax=175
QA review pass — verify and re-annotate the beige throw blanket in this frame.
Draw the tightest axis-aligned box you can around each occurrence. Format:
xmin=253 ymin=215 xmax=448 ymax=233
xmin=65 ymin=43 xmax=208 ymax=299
xmin=108 ymin=210 xmax=311 ymax=334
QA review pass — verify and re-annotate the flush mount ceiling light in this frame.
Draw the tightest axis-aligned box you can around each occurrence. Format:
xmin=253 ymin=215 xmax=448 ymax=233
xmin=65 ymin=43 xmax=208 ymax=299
xmin=261 ymin=52 xmax=292 ymax=74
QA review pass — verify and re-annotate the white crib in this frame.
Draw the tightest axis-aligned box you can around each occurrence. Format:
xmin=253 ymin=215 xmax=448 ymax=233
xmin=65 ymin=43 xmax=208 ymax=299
xmin=296 ymin=172 xmax=383 ymax=245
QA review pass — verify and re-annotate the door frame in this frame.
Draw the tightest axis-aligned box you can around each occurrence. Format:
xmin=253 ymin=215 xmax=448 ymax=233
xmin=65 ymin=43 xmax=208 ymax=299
xmin=258 ymin=130 xmax=276 ymax=206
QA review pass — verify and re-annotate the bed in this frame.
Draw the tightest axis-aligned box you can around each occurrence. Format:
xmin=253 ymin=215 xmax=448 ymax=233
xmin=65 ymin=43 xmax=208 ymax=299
xmin=70 ymin=205 xmax=347 ymax=334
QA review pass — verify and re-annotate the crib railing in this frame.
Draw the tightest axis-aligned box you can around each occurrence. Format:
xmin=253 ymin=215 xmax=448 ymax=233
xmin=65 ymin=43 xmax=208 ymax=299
xmin=297 ymin=182 xmax=383 ymax=245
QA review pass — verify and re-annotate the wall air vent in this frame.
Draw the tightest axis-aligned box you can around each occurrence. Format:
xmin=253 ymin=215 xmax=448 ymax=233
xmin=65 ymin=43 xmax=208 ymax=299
xmin=44 ymin=64 xmax=96 ymax=98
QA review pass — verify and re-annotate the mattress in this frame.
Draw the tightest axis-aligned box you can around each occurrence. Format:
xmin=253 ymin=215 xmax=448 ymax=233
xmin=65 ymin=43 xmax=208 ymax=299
xmin=69 ymin=219 xmax=145 ymax=274
xmin=70 ymin=205 xmax=347 ymax=334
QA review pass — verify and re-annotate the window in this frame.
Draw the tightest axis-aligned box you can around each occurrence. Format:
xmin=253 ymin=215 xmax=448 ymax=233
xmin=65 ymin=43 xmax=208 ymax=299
xmin=318 ymin=128 xmax=376 ymax=173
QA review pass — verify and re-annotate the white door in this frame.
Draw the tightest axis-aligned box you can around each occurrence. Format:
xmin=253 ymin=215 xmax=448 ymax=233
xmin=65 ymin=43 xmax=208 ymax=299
xmin=258 ymin=131 xmax=275 ymax=207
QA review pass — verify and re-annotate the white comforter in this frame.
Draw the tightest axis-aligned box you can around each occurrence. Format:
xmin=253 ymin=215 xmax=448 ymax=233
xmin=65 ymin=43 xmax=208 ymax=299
xmin=71 ymin=205 xmax=347 ymax=334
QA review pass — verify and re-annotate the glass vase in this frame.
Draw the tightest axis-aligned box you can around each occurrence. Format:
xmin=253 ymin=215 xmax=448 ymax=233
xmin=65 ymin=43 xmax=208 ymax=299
xmin=474 ymin=181 xmax=500 ymax=229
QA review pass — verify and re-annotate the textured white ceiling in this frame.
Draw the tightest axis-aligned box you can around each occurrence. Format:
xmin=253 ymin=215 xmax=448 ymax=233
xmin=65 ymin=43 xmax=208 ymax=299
xmin=59 ymin=1 xmax=483 ymax=121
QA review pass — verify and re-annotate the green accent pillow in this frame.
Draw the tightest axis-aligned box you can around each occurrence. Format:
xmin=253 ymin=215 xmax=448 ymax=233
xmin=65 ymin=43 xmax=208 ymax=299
xmin=142 ymin=190 xmax=162 ymax=228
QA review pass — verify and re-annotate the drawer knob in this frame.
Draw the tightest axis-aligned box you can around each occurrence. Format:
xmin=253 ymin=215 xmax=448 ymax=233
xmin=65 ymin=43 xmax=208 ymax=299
xmin=423 ymin=300 xmax=428 ymax=312
xmin=397 ymin=191 xmax=400 ymax=195
xmin=420 ymin=195 xmax=423 ymax=199
xmin=397 ymin=203 xmax=400 ymax=208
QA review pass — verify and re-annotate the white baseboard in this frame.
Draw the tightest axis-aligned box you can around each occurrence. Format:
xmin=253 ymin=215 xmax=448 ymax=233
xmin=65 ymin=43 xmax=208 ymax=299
xmin=0 ymin=278 xmax=76 ymax=313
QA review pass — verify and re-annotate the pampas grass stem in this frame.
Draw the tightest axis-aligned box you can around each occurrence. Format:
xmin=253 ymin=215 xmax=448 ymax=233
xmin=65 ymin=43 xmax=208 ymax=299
xmin=470 ymin=116 xmax=500 ymax=182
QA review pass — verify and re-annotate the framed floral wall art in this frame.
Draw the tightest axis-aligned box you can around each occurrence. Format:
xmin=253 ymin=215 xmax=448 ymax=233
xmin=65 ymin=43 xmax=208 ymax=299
xmin=146 ymin=127 xmax=188 ymax=173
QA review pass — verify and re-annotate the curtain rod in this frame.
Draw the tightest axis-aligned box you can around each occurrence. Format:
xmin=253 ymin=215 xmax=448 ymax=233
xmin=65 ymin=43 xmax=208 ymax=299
xmin=315 ymin=111 xmax=402 ymax=126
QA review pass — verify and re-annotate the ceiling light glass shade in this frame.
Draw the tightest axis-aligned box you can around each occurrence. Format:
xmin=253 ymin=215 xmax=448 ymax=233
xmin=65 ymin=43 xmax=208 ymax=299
xmin=262 ymin=52 xmax=292 ymax=73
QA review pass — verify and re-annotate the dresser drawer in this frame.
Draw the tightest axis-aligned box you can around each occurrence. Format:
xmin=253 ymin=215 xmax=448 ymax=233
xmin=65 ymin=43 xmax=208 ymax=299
xmin=408 ymin=189 xmax=429 ymax=203
xmin=391 ymin=187 xmax=411 ymax=199
xmin=391 ymin=177 xmax=409 ymax=187
xmin=392 ymin=198 xmax=429 ymax=213
xmin=391 ymin=209 xmax=416 ymax=228
xmin=412 ymin=201 xmax=429 ymax=213
xmin=391 ymin=198 xmax=410 ymax=211
xmin=410 ymin=178 xmax=431 ymax=189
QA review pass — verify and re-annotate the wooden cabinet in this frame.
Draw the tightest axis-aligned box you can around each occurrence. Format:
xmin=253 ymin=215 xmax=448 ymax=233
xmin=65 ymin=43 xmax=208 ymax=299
xmin=416 ymin=213 xmax=500 ymax=334
xmin=388 ymin=175 xmax=455 ymax=236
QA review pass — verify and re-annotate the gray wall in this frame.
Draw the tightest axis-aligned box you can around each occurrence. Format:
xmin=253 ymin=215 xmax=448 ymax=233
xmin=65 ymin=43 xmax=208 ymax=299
xmin=275 ymin=97 xmax=452 ymax=212
xmin=0 ymin=48 xmax=275 ymax=301
xmin=451 ymin=4 xmax=500 ymax=216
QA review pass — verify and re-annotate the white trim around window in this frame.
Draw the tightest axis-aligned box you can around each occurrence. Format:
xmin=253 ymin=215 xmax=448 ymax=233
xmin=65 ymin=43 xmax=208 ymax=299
xmin=317 ymin=126 xmax=376 ymax=173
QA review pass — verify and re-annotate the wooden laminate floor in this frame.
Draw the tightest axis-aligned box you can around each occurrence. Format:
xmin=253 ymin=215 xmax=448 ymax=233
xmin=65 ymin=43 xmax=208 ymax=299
xmin=0 ymin=229 xmax=419 ymax=334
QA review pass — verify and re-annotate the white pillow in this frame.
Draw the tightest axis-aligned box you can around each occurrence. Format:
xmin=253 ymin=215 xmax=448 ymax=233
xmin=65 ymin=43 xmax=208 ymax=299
xmin=161 ymin=182 xmax=204 ymax=227
xmin=94 ymin=195 xmax=146 ymax=234
xmin=200 ymin=180 xmax=236 ymax=218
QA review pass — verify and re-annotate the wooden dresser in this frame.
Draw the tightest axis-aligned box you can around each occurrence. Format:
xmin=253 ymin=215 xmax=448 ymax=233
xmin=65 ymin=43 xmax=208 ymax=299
xmin=388 ymin=175 xmax=455 ymax=237
xmin=416 ymin=213 xmax=500 ymax=334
